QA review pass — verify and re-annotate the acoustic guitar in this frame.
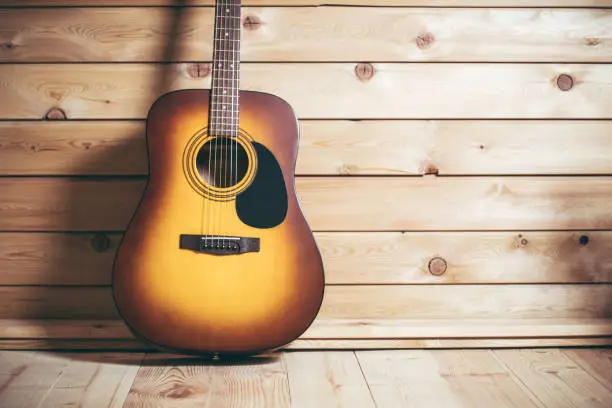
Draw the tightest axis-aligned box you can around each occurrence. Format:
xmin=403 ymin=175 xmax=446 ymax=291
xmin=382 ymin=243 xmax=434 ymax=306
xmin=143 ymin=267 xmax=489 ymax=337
xmin=113 ymin=0 xmax=325 ymax=355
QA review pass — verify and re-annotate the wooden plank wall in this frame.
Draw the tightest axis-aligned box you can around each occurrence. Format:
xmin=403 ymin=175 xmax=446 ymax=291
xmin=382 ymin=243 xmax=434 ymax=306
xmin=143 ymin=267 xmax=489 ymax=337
xmin=0 ymin=0 xmax=611 ymax=349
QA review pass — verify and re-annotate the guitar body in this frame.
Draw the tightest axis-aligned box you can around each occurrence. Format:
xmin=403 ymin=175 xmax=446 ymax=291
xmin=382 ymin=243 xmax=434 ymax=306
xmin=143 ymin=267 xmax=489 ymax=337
xmin=113 ymin=89 xmax=325 ymax=355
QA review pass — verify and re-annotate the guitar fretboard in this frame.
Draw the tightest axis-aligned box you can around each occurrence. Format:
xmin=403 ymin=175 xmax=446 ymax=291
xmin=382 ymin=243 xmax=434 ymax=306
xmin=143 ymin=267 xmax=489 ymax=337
xmin=209 ymin=0 xmax=241 ymax=138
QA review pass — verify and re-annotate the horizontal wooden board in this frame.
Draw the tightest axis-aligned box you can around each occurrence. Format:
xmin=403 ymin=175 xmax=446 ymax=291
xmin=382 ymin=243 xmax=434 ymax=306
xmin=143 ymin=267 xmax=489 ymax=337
xmin=2 ymin=232 xmax=611 ymax=285
xmin=0 ymin=122 xmax=147 ymax=176
xmin=0 ymin=339 xmax=150 ymax=350
xmin=1 ymin=177 xmax=612 ymax=231
xmin=2 ymin=318 xmax=611 ymax=340
xmin=3 ymin=1 xmax=611 ymax=6
xmin=1 ymin=64 xmax=611 ymax=119
xmin=2 ymin=8 xmax=611 ymax=62
xmin=0 ymin=285 xmax=610 ymax=319
xmin=3 ymin=120 xmax=612 ymax=176
xmin=319 ymin=232 xmax=612 ymax=284
xmin=3 ymin=338 xmax=612 ymax=350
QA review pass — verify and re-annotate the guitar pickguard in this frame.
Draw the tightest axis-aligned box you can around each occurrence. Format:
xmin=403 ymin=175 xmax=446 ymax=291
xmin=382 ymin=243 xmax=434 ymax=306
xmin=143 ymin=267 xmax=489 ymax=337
xmin=236 ymin=142 xmax=288 ymax=229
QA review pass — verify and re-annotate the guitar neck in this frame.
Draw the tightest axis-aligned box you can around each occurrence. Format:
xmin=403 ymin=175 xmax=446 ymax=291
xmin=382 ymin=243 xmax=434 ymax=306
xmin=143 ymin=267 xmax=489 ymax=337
xmin=210 ymin=0 xmax=241 ymax=137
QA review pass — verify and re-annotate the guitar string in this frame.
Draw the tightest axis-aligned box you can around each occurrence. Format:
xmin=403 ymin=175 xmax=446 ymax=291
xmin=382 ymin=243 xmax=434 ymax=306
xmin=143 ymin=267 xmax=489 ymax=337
xmin=225 ymin=0 xmax=234 ymax=251
xmin=222 ymin=0 xmax=239 ymax=250
xmin=234 ymin=0 xmax=240 ymax=232
xmin=230 ymin=0 xmax=239 ymax=251
xmin=204 ymin=0 xmax=239 ymax=249
xmin=204 ymin=1 xmax=219 ymax=244
xmin=219 ymin=0 xmax=230 ymax=248
xmin=221 ymin=0 xmax=229 ymax=249
xmin=212 ymin=0 xmax=223 ymax=247
xmin=208 ymin=0 xmax=218 ymax=245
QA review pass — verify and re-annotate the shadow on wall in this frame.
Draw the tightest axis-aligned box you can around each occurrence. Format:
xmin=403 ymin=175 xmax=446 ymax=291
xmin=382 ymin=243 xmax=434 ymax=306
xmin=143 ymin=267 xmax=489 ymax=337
xmin=18 ymin=0 xmax=239 ymax=362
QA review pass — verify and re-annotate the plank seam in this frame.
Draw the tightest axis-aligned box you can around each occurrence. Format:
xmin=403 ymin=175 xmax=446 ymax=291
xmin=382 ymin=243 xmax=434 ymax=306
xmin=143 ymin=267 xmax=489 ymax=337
xmin=562 ymin=350 xmax=612 ymax=393
xmin=354 ymin=351 xmax=379 ymax=408
xmin=490 ymin=350 xmax=548 ymax=408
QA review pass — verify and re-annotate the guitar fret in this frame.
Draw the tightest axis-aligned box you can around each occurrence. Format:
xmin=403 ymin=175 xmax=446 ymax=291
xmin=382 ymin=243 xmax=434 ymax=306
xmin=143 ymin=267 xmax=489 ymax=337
xmin=209 ymin=0 xmax=241 ymax=132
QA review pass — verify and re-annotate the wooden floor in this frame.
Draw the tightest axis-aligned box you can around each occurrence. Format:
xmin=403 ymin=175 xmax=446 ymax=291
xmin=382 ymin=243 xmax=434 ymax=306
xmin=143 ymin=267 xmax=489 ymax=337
xmin=0 ymin=349 xmax=611 ymax=407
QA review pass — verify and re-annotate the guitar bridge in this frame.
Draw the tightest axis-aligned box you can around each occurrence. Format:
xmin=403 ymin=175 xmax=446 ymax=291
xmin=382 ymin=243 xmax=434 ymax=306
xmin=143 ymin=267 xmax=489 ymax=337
xmin=179 ymin=234 xmax=260 ymax=255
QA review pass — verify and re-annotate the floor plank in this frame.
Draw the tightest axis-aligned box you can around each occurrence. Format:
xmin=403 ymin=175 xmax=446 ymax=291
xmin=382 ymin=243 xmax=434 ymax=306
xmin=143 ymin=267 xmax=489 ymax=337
xmin=2 ymin=349 xmax=611 ymax=407
xmin=494 ymin=349 xmax=612 ymax=408
xmin=356 ymin=350 xmax=462 ymax=407
xmin=123 ymin=353 xmax=290 ymax=408
xmin=562 ymin=349 xmax=612 ymax=392
xmin=0 ymin=352 xmax=68 ymax=408
xmin=40 ymin=354 xmax=143 ymax=408
xmin=356 ymin=350 xmax=542 ymax=408
xmin=431 ymin=350 xmax=542 ymax=408
xmin=0 ymin=352 xmax=143 ymax=408
xmin=284 ymin=351 xmax=376 ymax=408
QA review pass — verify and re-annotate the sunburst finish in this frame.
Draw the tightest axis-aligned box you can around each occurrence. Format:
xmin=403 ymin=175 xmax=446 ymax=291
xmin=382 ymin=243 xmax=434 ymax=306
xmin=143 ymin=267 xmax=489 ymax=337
xmin=113 ymin=89 xmax=325 ymax=355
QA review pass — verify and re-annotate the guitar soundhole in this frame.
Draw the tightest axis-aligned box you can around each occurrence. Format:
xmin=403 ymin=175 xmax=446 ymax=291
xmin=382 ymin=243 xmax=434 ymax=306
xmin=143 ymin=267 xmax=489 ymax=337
xmin=195 ymin=137 xmax=249 ymax=188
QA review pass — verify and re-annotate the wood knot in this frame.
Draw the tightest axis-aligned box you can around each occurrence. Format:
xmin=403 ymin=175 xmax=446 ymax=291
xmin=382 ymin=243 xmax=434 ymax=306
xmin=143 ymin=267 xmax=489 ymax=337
xmin=521 ymin=238 xmax=529 ymax=246
xmin=243 ymin=15 xmax=261 ymax=31
xmin=416 ymin=32 xmax=435 ymax=50
xmin=339 ymin=164 xmax=359 ymax=175
xmin=579 ymin=235 xmax=590 ymax=246
xmin=423 ymin=164 xmax=439 ymax=176
xmin=1 ymin=41 xmax=15 ymax=50
xmin=91 ymin=233 xmax=111 ymax=253
xmin=161 ymin=384 xmax=197 ymax=399
xmin=355 ymin=63 xmax=375 ymax=82
xmin=186 ymin=63 xmax=211 ymax=79
xmin=428 ymin=257 xmax=447 ymax=276
xmin=556 ymin=74 xmax=574 ymax=92
xmin=26 ymin=143 xmax=39 ymax=153
xmin=584 ymin=37 xmax=600 ymax=47
xmin=44 ymin=107 xmax=67 ymax=120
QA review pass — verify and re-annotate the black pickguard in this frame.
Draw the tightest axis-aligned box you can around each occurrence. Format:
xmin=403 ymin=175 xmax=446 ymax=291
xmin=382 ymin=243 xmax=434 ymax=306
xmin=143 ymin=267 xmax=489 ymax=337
xmin=236 ymin=142 xmax=288 ymax=229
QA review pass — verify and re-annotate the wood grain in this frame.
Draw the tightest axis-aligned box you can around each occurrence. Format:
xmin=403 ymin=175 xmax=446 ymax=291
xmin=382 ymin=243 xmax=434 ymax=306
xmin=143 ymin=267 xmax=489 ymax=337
xmin=356 ymin=350 xmax=465 ymax=408
xmin=38 ymin=354 xmax=143 ymax=408
xmin=1 ymin=63 xmax=611 ymax=119
xmin=494 ymin=349 xmax=612 ymax=408
xmin=563 ymin=349 xmax=612 ymax=392
xmin=317 ymin=285 xmax=612 ymax=319
xmin=2 ymin=231 xmax=610 ymax=285
xmin=0 ymin=352 xmax=143 ymax=408
xmin=284 ymin=352 xmax=376 ymax=408
xmin=0 ymin=339 xmax=149 ymax=351
xmin=2 ymin=177 xmax=612 ymax=231
xmin=356 ymin=350 xmax=540 ymax=408
xmin=3 ymin=318 xmax=612 ymax=340
xmin=1 ymin=285 xmax=610 ymax=320
xmin=2 ymin=0 xmax=611 ymax=6
xmin=1 ymin=349 xmax=611 ymax=407
xmin=123 ymin=353 xmax=290 ymax=408
xmin=0 ymin=233 xmax=120 ymax=286
xmin=304 ymin=318 xmax=612 ymax=339
xmin=2 ymin=8 xmax=611 ymax=62
xmin=4 ymin=120 xmax=612 ymax=176
xmin=0 ymin=122 xmax=147 ymax=176
xmin=2 ymin=338 xmax=612 ymax=351
xmin=429 ymin=350 xmax=542 ymax=408
xmin=0 ymin=319 xmax=132 ymax=339
xmin=317 ymin=231 xmax=612 ymax=284
xmin=0 ymin=352 xmax=70 ymax=408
